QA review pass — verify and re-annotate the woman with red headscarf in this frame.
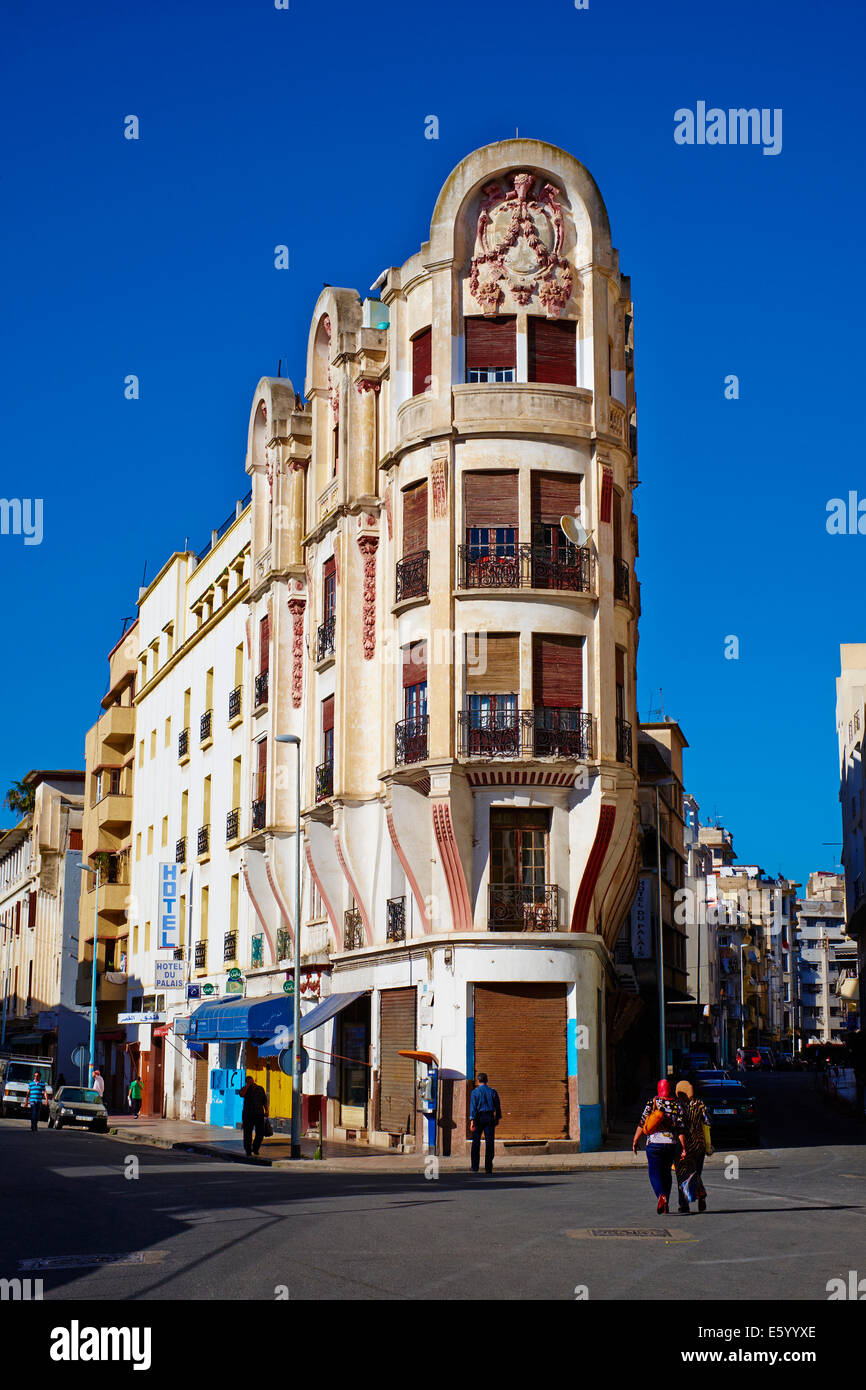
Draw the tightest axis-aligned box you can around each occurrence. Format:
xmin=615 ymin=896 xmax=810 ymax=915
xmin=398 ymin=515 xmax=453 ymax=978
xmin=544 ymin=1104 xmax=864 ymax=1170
xmin=632 ymin=1079 xmax=687 ymax=1214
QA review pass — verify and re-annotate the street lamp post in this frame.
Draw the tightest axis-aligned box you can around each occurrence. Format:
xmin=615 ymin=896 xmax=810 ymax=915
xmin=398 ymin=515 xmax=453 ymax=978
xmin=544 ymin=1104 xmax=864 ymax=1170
xmin=79 ymin=861 xmax=101 ymax=1085
xmin=276 ymin=734 xmax=302 ymax=1159
xmin=653 ymin=776 xmax=676 ymax=1079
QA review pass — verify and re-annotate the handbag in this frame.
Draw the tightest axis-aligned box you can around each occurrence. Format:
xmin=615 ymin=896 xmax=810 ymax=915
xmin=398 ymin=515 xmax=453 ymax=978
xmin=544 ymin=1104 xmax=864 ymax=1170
xmin=701 ymin=1120 xmax=713 ymax=1155
xmin=642 ymin=1104 xmax=667 ymax=1136
xmin=263 ymin=1117 xmax=273 ymax=1138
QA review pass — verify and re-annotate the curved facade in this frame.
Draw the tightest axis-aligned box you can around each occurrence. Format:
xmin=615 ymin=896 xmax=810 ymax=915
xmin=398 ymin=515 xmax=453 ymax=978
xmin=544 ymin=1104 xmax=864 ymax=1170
xmin=244 ymin=140 xmax=640 ymax=1150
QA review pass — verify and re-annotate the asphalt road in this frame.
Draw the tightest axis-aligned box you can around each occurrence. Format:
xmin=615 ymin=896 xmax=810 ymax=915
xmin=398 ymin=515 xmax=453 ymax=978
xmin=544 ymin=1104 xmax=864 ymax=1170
xmin=1 ymin=1073 xmax=863 ymax=1301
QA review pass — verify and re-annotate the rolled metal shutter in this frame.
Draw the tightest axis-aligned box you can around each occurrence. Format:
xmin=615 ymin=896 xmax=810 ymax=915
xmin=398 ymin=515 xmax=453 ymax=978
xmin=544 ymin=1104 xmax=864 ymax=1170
xmin=533 ymin=634 xmax=583 ymax=708
xmin=528 ymin=317 xmax=576 ymax=386
xmin=465 ymin=316 xmax=516 ymax=371
xmin=379 ymin=987 xmax=417 ymax=1134
xmin=464 ymin=471 xmax=519 ymax=530
xmin=531 ymin=472 xmax=581 ymax=525
xmin=402 ymin=481 xmax=428 ymax=558
xmin=411 ymin=327 xmax=432 ymax=397
xmin=473 ymin=983 xmax=568 ymax=1138
xmin=466 ymin=633 xmax=519 ymax=694
xmin=192 ymin=1054 xmax=208 ymax=1122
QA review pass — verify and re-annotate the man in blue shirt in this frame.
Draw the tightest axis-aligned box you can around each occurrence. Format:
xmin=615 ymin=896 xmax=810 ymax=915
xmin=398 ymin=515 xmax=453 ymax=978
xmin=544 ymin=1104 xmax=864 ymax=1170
xmin=28 ymin=1072 xmax=47 ymax=1132
xmin=469 ymin=1072 xmax=502 ymax=1174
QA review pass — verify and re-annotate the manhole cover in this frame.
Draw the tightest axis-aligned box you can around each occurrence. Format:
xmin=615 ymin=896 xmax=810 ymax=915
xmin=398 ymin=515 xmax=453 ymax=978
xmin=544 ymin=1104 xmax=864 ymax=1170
xmin=566 ymin=1228 xmax=674 ymax=1239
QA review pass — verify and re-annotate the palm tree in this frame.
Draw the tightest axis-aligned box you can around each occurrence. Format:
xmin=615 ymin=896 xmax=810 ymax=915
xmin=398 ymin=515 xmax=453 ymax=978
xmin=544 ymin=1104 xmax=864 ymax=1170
xmin=4 ymin=780 xmax=35 ymax=816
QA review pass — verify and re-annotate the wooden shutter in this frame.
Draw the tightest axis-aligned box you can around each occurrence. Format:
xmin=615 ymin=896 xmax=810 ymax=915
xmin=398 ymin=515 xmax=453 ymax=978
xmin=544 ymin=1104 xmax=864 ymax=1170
xmin=473 ymin=984 xmax=568 ymax=1139
xmin=28 ymin=892 xmax=36 ymax=929
xmin=411 ymin=327 xmax=432 ymax=397
xmin=464 ymin=471 xmax=518 ymax=529
xmin=600 ymin=467 xmax=613 ymax=523
xmin=259 ymin=614 xmax=270 ymax=674
xmin=615 ymin=648 xmax=625 ymax=686
xmin=533 ymin=634 xmax=583 ymax=708
xmin=379 ymin=987 xmax=417 ymax=1134
xmin=528 ymin=318 xmax=576 ymax=386
xmin=323 ymin=556 xmax=335 ymax=583
xmin=403 ymin=641 xmax=427 ymax=687
xmin=402 ymin=481 xmax=428 ymax=558
xmin=322 ymin=695 xmax=335 ymax=732
xmin=467 ymin=633 xmax=519 ymax=694
xmin=256 ymin=738 xmax=267 ymax=801
xmin=531 ymin=473 xmax=581 ymax=525
xmin=465 ymin=316 xmax=516 ymax=371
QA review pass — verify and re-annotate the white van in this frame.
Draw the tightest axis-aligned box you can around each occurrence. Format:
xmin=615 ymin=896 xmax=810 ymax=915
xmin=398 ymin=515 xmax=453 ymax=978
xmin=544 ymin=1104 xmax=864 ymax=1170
xmin=0 ymin=1053 xmax=54 ymax=1117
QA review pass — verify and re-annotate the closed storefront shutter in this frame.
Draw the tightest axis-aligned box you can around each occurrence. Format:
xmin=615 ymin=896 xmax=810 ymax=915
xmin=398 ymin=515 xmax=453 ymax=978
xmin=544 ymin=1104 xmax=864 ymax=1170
xmin=465 ymin=316 xmax=516 ymax=371
xmin=528 ymin=317 xmax=577 ymax=386
xmin=464 ymin=471 xmax=519 ymax=530
xmin=411 ymin=327 xmax=432 ymax=397
xmin=466 ymin=633 xmax=519 ymax=694
xmin=473 ymin=983 xmax=568 ymax=1139
xmin=379 ymin=987 xmax=417 ymax=1134
xmin=531 ymin=472 xmax=581 ymax=525
xmin=402 ymin=481 xmax=428 ymax=558
xmin=193 ymin=1052 xmax=209 ymax=1122
xmin=533 ymin=634 xmax=583 ymax=708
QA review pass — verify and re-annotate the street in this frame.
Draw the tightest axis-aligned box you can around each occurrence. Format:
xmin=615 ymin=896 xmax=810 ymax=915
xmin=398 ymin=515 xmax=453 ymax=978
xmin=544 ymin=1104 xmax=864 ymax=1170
xmin=0 ymin=1073 xmax=863 ymax=1301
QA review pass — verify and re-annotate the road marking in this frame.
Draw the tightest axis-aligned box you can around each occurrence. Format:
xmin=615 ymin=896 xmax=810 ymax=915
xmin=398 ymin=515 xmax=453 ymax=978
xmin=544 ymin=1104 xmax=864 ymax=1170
xmin=694 ymin=1250 xmax=841 ymax=1265
xmin=19 ymin=1251 xmax=170 ymax=1271
xmin=47 ymin=1163 xmax=235 ymax=1177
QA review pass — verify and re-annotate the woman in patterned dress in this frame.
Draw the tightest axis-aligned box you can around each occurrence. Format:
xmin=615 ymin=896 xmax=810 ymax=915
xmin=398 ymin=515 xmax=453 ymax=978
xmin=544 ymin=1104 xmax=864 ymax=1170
xmin=632 ymin=1079 xmax=687 ymax=1215
xmin=674 ymin=1079 xmax=709 ymax=1213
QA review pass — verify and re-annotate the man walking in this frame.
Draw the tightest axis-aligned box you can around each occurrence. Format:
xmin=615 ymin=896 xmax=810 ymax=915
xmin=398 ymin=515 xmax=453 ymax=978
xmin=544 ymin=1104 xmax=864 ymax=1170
xmin=469 ymin=1072 xmax=502 ymax=1174
xmin=28 ymin=1071 xmax=47 ymax=1132
xmin=128 ymin=1075 xmax=142 ymax=1115
xmin=237 ymin=1074 xmax=269 ymax=1157
xmin=92 ymin=1069 xmax=105 ymax=1099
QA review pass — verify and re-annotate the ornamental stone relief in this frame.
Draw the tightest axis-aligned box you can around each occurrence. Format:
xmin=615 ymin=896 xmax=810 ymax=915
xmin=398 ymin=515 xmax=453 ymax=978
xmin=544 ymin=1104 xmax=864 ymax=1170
xmin=469 ymin=172 xmax=574 ymax=319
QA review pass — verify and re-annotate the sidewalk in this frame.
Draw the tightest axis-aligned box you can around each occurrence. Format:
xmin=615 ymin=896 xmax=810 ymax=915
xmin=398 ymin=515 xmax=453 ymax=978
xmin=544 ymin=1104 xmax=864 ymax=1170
xmin=103 ymin=1112 xmax=645 ymax=1173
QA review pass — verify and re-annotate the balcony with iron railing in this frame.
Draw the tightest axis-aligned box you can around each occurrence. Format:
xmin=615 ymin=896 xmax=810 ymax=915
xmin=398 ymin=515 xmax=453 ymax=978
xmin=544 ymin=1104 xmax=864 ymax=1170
xmin=395 ymin=551 xmax=429 ymax=604
xmin=173 ymin=946 xmax=185 ymax=961
xmin=226 ymin=808 xmax=239 ymax=842
xmin=194 ymin=940 xmax=207 ymax=970
xmin=344 ymin=907 xmax=364 ymax=951
xmin=613 ymin=557 xmax=630 ymax=602
xmin=200 ymin=709 xmax=213 ymax=745
xmin=616 ymin=716 xmax=633 ymax=765
xmin=315 ymin=760 xmax=334 ymax=802
xmin=457 ymin=708 xmax=593 ymax=761
xmin=175 ymin=836 xmax=186 ymax=864
xmin=254 ymin=670 xmax=269 ymax=709
xmin=228 ymin=686 xmax=242 ymax=723
xmin=178 ymin=728 xmax=189 ymax=760
xmin=197 ymin=825 xmax=210 ymax=858
xmin=458 ymin=543 xmax=592 ymax=593
xmin=395 ymin=716 xmax=429 ymax=766
xmin=488 ymin=883 xmax=559 ymax=932
xmin=251 ymin=933 xmax=264 ymax=968
xmin=387 ymin=896 xmax=406 ymax=943
xmin=277 ymin=927 xmax=291 ymax=961
xmin=252 ymin=798 xmax=266 ymax=831
xmin=224 ymin=931 xmax=237 ymax=963
xmin=317 ymin=614 xmax=336 ymax=662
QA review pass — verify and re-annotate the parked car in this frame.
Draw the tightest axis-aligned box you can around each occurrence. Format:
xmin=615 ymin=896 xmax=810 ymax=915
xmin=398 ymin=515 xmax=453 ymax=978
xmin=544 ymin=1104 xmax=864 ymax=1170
xmin=698 ymin=1082 xmax=760 ymax=1144
xmin=691 ymin=1069 xmax=737 ymax=1086
xmin=0 ymin=1053 xmax=54 ymax=1118
xmin=755 ymin=1047 xmax=776 ymax=1071
xmin=47 ymin=1086 xmax=109 ymax=1132
xmin=736 ymin=1046 xmax=763 ymax=1070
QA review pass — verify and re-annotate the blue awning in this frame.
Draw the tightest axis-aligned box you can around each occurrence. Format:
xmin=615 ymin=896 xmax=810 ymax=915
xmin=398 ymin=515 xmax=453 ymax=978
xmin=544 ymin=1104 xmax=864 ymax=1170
xmin=187 ymin=993 xmax=293 ymax=1043
xmin=256 ymin=991 xmax=366 ymax=1057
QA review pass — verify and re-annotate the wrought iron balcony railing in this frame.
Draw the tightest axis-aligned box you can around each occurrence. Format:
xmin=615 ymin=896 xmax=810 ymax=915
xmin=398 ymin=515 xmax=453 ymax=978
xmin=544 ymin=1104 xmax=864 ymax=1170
xmin=251 ymin=933 xmax=264 ymax=968
xmin=457 ymin=708 xmax=593 ymax=760
xmin=387 ymin=896 xmax=406 ymax=943
xmin=194 ymin=940 xmax=207 ymax=969
xmin=254 ymin=670 xmax=269 ymax=708
xmin=178 ymin=728 xmax=189 ymax=759
xmin=344 ymin=908 xmax=364 ymax=951
xmin=317 ymin=614 xmax=336 ymax=662
xmin=488 ymin=883 xmax=559 ymax=932
xmin=228 ymin=685 xmax=241 ymax=721
xmin=276 ymin=927 xmax=291 ymax=961
xmin=223 ymin=931 xmax=237 ymax=962
xmin=395 ymin=550 xmax=429 ymax=603
xmin=252 ymin=798 xmax=266 ymax=831
xmin=458 ymin=543 xmax=592 ymax=592
xmin=315 ymin=760 xmax=334 ymax=802
xmin=197 ymin=825 xmax=210 ymax=857
xmin=175 ymin=837 xmax=186 ymax=864
xmin=200 ymin=709 xmax=212 ymax=743
xmin=395 ymin=715 xmax=429 ymax=766
xmin=226 ymin=808 xmax=239 ymax=842
xmin=173 ymin=947 xmax=185 ymax=961
xmin=616 ymin=715 xmax=633 ymax=765
xmin=613 ymin=557 xmax=630 ymax=602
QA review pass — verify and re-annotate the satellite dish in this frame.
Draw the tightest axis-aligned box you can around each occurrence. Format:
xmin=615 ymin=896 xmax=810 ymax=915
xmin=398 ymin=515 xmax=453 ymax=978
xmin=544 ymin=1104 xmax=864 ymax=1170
xmin=560 ymin=514 xmax=591 ymax=547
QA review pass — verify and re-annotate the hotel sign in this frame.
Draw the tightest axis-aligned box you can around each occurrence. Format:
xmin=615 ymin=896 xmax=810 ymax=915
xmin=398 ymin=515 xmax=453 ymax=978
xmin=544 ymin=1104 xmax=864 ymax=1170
xmin=158 ymin=863 xmax=179 ymax=949
xmin=630 ymin=877 xmax=653 ymax=960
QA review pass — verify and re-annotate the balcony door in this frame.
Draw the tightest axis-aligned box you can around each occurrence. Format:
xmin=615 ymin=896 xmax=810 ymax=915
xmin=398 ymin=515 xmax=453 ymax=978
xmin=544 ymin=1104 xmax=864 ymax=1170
xmin=489 ymin=808 xmax=551 ymax=929
xmin=463 ymin=471 xmax=518 ymax=586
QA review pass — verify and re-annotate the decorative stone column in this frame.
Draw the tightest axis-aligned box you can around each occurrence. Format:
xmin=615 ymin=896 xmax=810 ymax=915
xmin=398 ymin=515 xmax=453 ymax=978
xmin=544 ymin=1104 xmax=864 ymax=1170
xmin=354 ymin=379 xmax=380 ymax=498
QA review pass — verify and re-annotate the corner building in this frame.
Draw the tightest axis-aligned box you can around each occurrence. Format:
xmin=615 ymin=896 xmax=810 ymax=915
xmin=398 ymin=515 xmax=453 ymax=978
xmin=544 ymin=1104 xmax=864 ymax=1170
xmin=246 ymin=140 xmax=640 ymax=1152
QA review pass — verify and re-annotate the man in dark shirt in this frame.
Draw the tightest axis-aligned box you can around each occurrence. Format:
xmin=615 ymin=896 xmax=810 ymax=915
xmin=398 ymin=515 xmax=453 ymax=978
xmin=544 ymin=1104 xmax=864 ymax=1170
xmin=469 ymin=1072 xmax=502 ymax=1174
xmin=237 ymin=1075 xmax=269 ymax=1157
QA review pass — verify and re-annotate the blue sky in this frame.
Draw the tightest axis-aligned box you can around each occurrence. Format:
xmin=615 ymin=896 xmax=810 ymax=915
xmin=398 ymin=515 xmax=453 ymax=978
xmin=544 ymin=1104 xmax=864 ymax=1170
xmin=1 ymin=0 xmax=863 ymax=886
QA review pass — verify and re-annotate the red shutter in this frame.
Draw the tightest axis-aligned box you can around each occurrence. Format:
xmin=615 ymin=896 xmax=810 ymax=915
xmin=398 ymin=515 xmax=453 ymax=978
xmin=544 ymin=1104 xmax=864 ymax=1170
xmin=28 ymin=892 xmax=36 ymax=929
xmin=259 ymin=614 xmax=270 ymax=674
xmin=600 ymin=468 xmax=613 ymax=523
xmin=528 ymin=318 xmax=576 ymax=386
xmin=402 ymin=481 xmax=428 ymax=558
xmin=531 ymin=473 xmax=581 ymax=525
xmin=465 ymin=317 xmax=516 ymax=371
xmin=403 ymin=641 xmax=428 ymax=688
xmin=464 ymin=471 xmax=519 ymax=529
xmin=256 ymin=739 xmax=268 ymax=800
xmin=411 ymin=327 xmax=432 ymax=397
xmin=533 ymin=635 xmax=583 ymax=708
xmin=68 ymin=829 xmax=83 ymax=851
xmin=15 ymin=901 xmax=21 ymax=935
xmin=323 ymin=556 xmax=336 ymax=582
xmin=322 ymin=696 xmax=335 ymax=732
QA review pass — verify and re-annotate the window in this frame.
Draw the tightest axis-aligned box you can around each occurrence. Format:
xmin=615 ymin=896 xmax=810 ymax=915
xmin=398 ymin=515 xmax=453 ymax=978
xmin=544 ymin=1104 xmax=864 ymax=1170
xmin=323 ymin=556 xmax=336 ymax=621
xmin=150 ymin=729 xmax=156 ymax=760
xmin=136 ymin=833 xmax=142 ymax=861
xmin=255 ymin=739 xmax=268 ymax=803
xmin=463 ymin=470 xmax=519 ymax=585
xmin=138 ymin=740 xmax=144 ymax=768
xmin=133 ymin=924 xmax=139 ymax=954
xmin=322 ymin=698 xmax=334 ymax=768
xmin=147 ymin=825 xmax=153 ymax=855
xmin=164 ymin=717 xmax=171 ymax=749
xmin=465 ymin=316 xmax=516 ymax=382
xmin=200 ymin=887 xmax=209 ymax=942
xmin=490 ymin=807 xmax=551 ymax=926
xmin=403 ymin=641 xmax=428 ymax=721
xmin=161 ymin=817 xmax=168 ymax=848
xmin=259 ymin=616 xmax=270 ymax=675
xmin=528 ymin=317 xmax=576 ymax=386
xmin=411 ymin=326 xmax=432 ymax=396
xmin=144 ymin=920 xmax=151 ymax=952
